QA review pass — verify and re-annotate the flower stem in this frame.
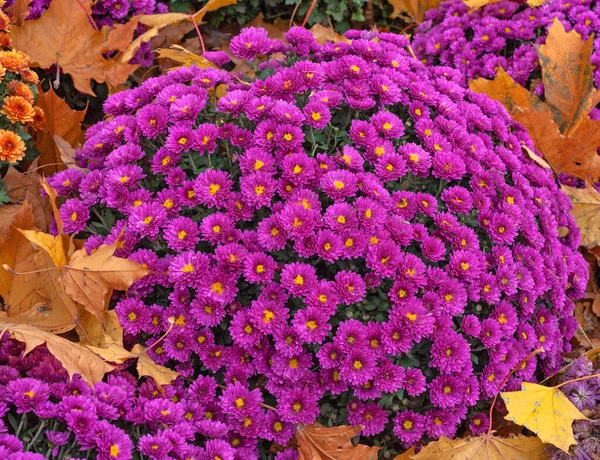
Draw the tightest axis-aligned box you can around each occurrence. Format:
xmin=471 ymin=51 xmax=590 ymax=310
xmin=487 ymin=347 xmax=544 ymax=435
xmin=26 ymin=420 xmax=47 ymax=449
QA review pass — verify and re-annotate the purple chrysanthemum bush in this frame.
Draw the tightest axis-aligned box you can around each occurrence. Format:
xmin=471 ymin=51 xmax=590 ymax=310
xmin=412 ymin=0 xmax=600 ymax=191
xmin=413 ymin=0 xmax=600 ymax=90
xmin=42 ymin=26 xmax=591 ymax=457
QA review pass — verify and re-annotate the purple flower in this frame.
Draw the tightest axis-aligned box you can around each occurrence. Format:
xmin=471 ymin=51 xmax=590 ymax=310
xmin=393 ymin=411 xmax=426 ymax=446
xmin=279 ymin=388 xmax=320 ymax=424
xmin=230 ymin=27 xmax=272 ymax=60
xmin=6 ymin=378 xmax=50 ymax=413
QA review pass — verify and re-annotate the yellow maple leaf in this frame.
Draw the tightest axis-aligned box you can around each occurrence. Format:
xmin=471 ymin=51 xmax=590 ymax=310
xmin=58 ymin=243 xmax=150 ymax=324
xmin=131 ymin=343 xmax=179 ymax=388
xmin=501 ymin=382 xmax=587 ymax=453
xmin=410 ymin=433 xmax=546 ymax=459
xmin=122 ymin=0 xmax=236 ymax=63
xmin=2 ymin=322 xmax=115 ymax=387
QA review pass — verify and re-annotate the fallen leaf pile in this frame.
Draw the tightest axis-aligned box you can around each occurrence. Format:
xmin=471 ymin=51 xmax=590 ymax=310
xmin=0 ymin=179 xmax=178 ymax=388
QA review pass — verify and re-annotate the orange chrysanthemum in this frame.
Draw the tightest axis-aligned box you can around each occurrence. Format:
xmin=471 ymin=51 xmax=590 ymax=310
xmin=32 ymin=106 xmax=46 ymax=131
xmin=0 ymin=49 xmax=29 ymax=73
xmin=20 ymin=68 xmax=39 ymax=84
xmin=0 ymin=10 xmax=9 ymax=32
xmin=1 ymin=95 xmax=34 ymax=124
xmin=8 ymin=81 xmax=34 ymax=104
xmin=0 ymin=129 xmax=25 ymax=163
xmin=0 ymin=31 xmax=11 ymax=48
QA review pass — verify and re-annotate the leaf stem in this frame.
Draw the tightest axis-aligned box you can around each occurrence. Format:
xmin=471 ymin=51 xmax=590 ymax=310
xmin=487 ymin=347 xmax=544 ymax=436
xmin=135 ymin=318 xmax=175 ymax=357
xmin=189 ymin=14 xmax=206 ymax=54
xmin=2 ymin=264 xmax=59 ymax=275
xmin=556 ymin=373 xmax=600 ymax=389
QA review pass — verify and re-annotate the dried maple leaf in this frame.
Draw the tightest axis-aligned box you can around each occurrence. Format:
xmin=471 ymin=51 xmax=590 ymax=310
xmin=470 ymin=22 xmax=600 ymax=181
xmin=3 ymin=161 xmax=53 ymax=232
xmin=411 ymin=433 xmax=546 ymax=459
xmin=561 ymin=184 xmax=600 ymax=248
xmin=58 ymin=243 xmax=150 ymax=323
xmin=1 ymin=322 xmax=114 ymax=386
xmin=463 ymin=0 xmax=545 ymax=8
xmin=309 ymin=24 xmax=351 ymax=45
xmin=155 ymin=45 xmax=218 ymax=70
xmin=122 ymin=0 xmax=236 ymax=63
xmin=388 ymin=0 xmax=442 ymax=23
xmin=296 ymin=423 xmax=380 ymax=460
xmin=131 ymin=344 xmax=179 ymax=387
xmin=0 ymin=204 xmax=80 ymax=334
xmin=10 ymin=0 xmax=139 ymax=95
xmin=34 ymin=87 xmax=86 ymax=174
xmin=538 ymin=19 xmax=600 ymax=134
xmin=501 ymin=382 xmax=588 ymax=453
xmin=18 ymin=229 xmax=72 ymax=267
xmin=77 ymin=310 xmax=123 ymax=348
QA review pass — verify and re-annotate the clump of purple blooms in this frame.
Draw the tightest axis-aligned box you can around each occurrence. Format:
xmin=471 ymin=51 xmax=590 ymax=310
xmin=47 ymin=25 xmax=588 ymax=455
xmin=546 ymin=354 xmax=600 ymax=459
xmin=413 ymin=0 xmax=600 ymax=89
xmin=4 ymin=0 xmax=169 ymax=66
xmin=413 ymin=0 xmax=600 ymax=193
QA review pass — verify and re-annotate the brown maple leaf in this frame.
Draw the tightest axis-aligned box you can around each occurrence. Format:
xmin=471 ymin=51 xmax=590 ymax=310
xmin=10 ymin=0 xmax=139 ymax=95
xmin=34 ymin=87 xmax=86 ymax=174
xmin=388 ymin=0 xmax=442 ymax=24
xmin=58 ymin=243 xmax=150 ymax=324
xmin=411 ymin=433 xmax=546 ymax=459
xmin=296 ymin=423 xmax=380 ymax=460
xmin=3 ymin=160 xmax=53 ymax=232
xmin=0 ymin=204 xmax=81 ymax=334
xmin=470 ymin=20 xmax=600 ymax=181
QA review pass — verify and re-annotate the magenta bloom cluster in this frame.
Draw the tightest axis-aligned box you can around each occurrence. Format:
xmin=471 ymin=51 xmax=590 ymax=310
xmin=0 ymin=336 xmax=301 ymax=460
xmin=413 ymin=0 xmax=600 ymax=191
xmin=413 ymin=0 xmax=600 ymax=89
xmin=50 ymin=26 xmax=587 ymax=452
xmin=4 ymin=0 xmax=168 ymax=66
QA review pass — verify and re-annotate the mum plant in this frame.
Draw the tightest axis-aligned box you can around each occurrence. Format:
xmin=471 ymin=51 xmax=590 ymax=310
xmin=0 ymin=4 xmax=43 ymax=167
xmin=413 ymin=0 xmax=600 ymax=90
xmin=44 ymin=25 xmax=588 ymax=457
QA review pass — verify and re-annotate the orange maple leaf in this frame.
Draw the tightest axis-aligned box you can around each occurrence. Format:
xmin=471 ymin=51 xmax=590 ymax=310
xmin=10 ymin=0 xmax=139 ymax=95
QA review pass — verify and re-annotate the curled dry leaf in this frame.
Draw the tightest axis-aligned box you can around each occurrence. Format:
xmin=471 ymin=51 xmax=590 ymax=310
xmin=538 ymin=19 xmax=600 ymax=134
xmin=470 ymin=20 xmax=600 ymax=182
xmin=10 ymin=0 xmax=139 ymax=94
xmin=0 ymin=204 xmax=80 ymax=334
xmin=411 ymin=433 xmax=546 ymax=459
xmin=34 ymin=87 xmax=86 ymax=174
xmin=501 ymin=382 xmax=588 ymax=453
xmin=296 ymin=423 xmax=380 ymax=460
xmin=131 ymin=344 xmax=180 ymax=388
xmin=58 ymin=243 xmax=150 ymax=324
xmin=122 ymin=0 xmax=237 ymax=63
xmin=3 ymin=161 xmax=53 ymax=232
xmin=155 ymin=45 xmax=218 ymax=70
xmin=18 ymin=229 xmax=72 ymax=268
xmin=1 ymin=322 xmax=114 ymax=387
xmin=388 ymin=0 xmax=442 ymax=23
xmin=561 ymin=184 xmax=600 ymax=249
